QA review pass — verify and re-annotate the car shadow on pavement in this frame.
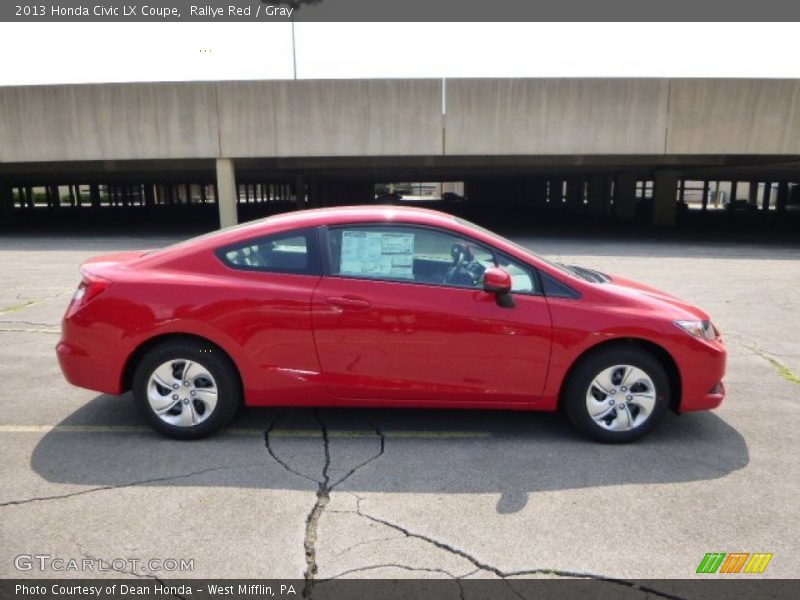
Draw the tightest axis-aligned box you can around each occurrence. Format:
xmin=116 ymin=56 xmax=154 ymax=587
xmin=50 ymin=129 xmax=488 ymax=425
xmin=30 ymin=393 xmax=749 ymax=514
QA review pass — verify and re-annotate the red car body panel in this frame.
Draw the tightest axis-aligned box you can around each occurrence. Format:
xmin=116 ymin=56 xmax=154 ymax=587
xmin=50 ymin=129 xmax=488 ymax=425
xmin=311 ymin=276 xmax=552 ymax=405
xmin=57 ymin=206 xmax=726 ymax=414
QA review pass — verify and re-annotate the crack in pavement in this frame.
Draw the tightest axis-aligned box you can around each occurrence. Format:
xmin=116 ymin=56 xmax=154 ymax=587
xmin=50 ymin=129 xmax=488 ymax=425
xmin=342 ymin=494 xmax=685 ymax=600
xmin=320 ymin=563 xmax=469 ymax=600
xmin=0 ymin=461 xmax=266 ymax=508
xmin=262 ymin=410 xmax=386 ymax=599
xmin=263 ymin=415 xmax=682 ymax=599
xmin=264 ymin=418 xmax=321 ymax=486
xmin=329 ymin=534 xmax=404 ymax=558
xmin=302 ymin=409 xmax=331 ymax=599
xmin=77 ymin=544 xmax=188 ymax=600
xmin=329 ymin=418 xmax=385 ymax=489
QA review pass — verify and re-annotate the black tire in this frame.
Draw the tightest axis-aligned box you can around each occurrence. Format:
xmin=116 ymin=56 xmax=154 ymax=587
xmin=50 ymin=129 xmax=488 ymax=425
xmin=132 ymin=339 xmax=241 ymax=439
xmin=563 ymin=345 xmax=670 ymax=443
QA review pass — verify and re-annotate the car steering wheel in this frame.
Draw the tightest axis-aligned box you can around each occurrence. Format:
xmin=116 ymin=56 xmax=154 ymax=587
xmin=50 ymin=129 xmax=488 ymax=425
xmin=445 ymin=243 xmax=482 ymax=285
xmin=444 ymin=243 xmax=466 ymax=283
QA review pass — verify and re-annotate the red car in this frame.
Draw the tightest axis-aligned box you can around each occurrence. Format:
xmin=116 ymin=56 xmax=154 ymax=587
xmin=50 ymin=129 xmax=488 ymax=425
xmin=57 ymin=206 xmax=726 ymax=442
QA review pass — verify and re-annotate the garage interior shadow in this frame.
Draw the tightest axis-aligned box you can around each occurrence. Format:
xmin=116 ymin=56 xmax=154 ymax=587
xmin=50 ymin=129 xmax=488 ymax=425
xmin=30 ymin=394 xmax=749 ymax=514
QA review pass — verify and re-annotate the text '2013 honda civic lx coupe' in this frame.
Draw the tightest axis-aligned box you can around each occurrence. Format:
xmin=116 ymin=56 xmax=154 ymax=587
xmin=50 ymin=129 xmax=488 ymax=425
xmin=57 ymin=206 xmax=726 ymax=442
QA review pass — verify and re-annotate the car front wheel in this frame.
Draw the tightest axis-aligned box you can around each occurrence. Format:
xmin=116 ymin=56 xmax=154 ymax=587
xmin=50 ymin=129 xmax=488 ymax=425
xmin=563 ymin=346 xmax=670 ymax=443
xmin=132 ymin=339 xmax=241 ymax=439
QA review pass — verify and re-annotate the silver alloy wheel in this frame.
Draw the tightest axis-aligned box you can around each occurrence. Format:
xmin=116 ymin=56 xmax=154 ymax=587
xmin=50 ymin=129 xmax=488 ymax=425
xmin=585 ymin=364 xmax=657 ymax=431
xmin=147 ymin=359 xmax=218 ymax=427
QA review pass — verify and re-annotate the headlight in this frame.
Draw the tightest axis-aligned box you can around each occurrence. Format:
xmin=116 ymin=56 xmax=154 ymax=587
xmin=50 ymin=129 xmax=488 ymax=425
xmin=674 ymin=319 xmax=718 ymax=340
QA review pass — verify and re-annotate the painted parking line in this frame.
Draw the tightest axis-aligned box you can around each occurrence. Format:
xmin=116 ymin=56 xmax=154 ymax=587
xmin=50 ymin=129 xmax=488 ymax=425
xmin=0 ymin=327 xmax=60 ymax=334
xmin=0 ymin=424 xmax=489 ymax=438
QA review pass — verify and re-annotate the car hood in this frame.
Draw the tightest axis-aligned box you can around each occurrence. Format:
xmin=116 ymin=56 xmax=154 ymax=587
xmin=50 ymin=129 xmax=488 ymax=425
xmin=601 ymin=274 xmax=710 ymax=320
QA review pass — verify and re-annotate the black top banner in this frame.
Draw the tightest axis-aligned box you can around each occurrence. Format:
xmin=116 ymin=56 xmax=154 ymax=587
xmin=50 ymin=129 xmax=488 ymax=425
xmin=3 ymin=0 xmax=800 ymax=22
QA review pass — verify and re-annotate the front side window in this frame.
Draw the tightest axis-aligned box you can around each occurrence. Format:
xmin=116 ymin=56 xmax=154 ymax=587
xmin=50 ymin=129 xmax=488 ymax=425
xmin=217 ymin=228 xmax=318 ymax=275
xmin=496 ymin=252 xmax=536 ymax=293
xmin=327 ymin=224 xmax=538 ymax=293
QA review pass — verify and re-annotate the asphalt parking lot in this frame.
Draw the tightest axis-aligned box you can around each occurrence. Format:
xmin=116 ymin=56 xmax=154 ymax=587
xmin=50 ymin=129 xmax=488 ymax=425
xmin=1 ymin=229 xmax=798 ymax=594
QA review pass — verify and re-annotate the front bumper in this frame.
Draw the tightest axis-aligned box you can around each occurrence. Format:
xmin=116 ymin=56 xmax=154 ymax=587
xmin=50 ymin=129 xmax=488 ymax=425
xmin=676 ymin=337 xmax=727 ymax=412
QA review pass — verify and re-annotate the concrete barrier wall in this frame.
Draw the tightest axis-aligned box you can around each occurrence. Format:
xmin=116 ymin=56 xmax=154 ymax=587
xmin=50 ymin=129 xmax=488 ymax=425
xmin=0 ymin=82 xmax=220 ymax=162
xmin=445 ymin=78 xmax=669 ymax=155
xmin=665 ymin=79 xmax=800 ymax=154
xmin=218 ymin=79 xmax=443 ymax=157
xmin=1 ymin=78 xmax=799 ymax=162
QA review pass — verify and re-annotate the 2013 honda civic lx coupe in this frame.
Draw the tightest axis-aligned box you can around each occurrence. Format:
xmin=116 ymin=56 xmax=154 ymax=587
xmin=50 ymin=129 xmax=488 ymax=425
xmin=57 ymin=206 xmax=726 ymax=442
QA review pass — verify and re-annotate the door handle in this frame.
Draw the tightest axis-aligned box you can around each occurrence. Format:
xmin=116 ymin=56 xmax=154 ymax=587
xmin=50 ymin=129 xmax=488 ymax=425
xmin=325 ymin=295 xmax=372 ymax=310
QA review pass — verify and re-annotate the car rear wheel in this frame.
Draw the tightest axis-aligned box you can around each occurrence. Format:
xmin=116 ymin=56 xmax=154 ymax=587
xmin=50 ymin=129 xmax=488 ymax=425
xmin=132 ymin=339 xmax=241 ymax=439
xmin=563 ymin=346 xmax=669 ymax=443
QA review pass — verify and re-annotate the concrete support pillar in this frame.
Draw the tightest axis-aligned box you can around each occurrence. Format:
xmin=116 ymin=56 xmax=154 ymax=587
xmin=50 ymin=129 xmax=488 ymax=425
xmin=776 ymin=182 xmax=789 ymax=213
xmin=748 ymin=182 xmax=759 ymax=206
xmin=653 ymin=171 xmax=679 ymax=226
xmin=614 ymin=174 xmax=637 ymax=221
xmin=728 ymin=181 xmax=738 ymax=211
xmin=215 ymin=158 xmax=238 ymax=228
xmin=50 ymin=186 xmax=61 ymax=210
xmin=89 ymin=184 xmax=100 ymax=209
xmin=761 ymin=182 xmax=772 ymax=212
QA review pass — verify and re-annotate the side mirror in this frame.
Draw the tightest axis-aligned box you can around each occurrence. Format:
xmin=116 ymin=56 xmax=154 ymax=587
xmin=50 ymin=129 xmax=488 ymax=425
xmin=483 ymin=267 xmax=515 ymax=308
xmin=483 ymin=267 xmax=512 ymax=293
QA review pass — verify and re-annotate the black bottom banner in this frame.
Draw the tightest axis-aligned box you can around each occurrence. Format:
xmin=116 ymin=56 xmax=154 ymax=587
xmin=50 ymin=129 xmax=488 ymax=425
xmin=1 ymin=579 xmax=798 ymax=600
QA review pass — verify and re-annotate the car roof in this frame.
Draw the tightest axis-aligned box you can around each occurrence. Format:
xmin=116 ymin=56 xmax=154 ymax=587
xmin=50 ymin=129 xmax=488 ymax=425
xmin=213 ymin=205 xmax=459 ymax=245
xmin=264 ymin=205 xmax=459 ymax=228
xmin=142 ymin=205 xmax=461 ymax=264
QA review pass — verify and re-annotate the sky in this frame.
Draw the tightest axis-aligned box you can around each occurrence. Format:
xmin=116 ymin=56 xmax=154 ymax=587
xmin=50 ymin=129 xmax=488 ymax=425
xmin=1 ymin=22 xmax=800 ymax=85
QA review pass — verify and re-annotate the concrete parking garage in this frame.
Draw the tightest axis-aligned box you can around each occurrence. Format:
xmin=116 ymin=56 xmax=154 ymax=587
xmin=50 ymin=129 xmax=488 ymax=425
xmin=1 ymin=78 xmax=799 ymax=232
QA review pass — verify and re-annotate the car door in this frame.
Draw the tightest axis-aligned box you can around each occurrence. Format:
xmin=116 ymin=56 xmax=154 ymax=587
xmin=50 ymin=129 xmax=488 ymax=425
xmin=311 ymin=223 xmax=553 ymax=405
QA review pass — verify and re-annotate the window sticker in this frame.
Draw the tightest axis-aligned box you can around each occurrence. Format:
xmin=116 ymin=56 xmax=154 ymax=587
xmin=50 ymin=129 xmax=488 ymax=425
xmin=340 ymin=231 xmax=415 ymax=279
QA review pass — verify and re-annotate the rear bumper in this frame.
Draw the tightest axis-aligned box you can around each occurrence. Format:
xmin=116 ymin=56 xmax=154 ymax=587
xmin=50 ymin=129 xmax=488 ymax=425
xmin=57 ymin=336 xmax=123 ymax=396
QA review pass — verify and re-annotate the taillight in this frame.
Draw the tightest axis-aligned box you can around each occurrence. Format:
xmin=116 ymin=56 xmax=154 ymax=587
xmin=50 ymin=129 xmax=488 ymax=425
xmin=72 ymin=272 xmax=110 ymax=306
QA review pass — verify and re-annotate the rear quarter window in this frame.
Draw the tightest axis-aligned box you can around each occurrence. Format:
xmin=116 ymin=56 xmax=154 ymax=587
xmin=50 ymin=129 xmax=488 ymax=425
xmin=216 ymin=228 xmax=320 ymax=275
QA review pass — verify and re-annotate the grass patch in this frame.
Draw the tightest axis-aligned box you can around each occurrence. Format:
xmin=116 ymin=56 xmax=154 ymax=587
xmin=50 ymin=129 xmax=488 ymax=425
xmin=747 ymin=346 xmax=800 ymax=385
xmin=0 ymin=299 xmax=39 ymax=314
